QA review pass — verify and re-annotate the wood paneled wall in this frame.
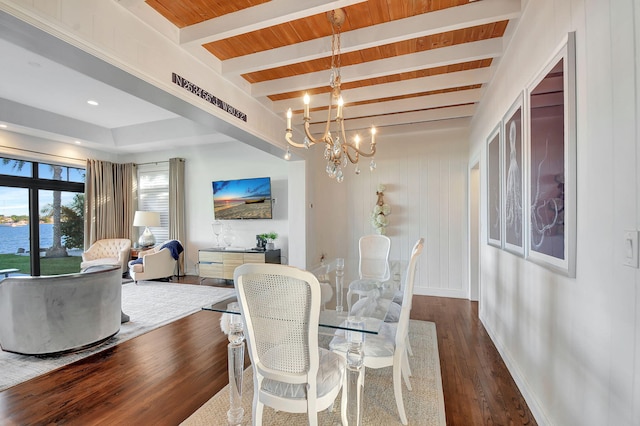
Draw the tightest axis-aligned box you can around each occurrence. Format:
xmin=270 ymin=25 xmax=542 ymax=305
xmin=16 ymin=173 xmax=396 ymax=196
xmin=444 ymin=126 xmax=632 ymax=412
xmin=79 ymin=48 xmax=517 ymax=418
xmin=309 ymin=126 xmax=470 ymax=298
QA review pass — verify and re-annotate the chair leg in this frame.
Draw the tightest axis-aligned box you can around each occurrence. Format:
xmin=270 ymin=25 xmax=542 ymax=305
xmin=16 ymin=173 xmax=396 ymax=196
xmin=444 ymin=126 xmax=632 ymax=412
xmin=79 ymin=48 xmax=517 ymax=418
xmin=406 ymin=337 xmax=414 ymax=356
xmin=253 ymin=397 xmax=263 ymax=426
xmin=402 ymin=346 xmax=412 ymax=379
xmin=402 ymin=350 xmax=412 ymax=391
xmin=346 ymin=289 xmax=354 ymax=312
xmin=341 ymin=367 xmax=349 ymax=425
xmin=393 ymin=359 xmax=408 ymax=425
xmin=308 ymin=411 xmax=318 ymax=426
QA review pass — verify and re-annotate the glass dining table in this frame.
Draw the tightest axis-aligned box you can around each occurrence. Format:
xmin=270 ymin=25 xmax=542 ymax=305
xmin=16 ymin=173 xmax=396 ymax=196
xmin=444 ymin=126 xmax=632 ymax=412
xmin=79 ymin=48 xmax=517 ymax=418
xmin=202 ymin=257 xmax=401 ymax=425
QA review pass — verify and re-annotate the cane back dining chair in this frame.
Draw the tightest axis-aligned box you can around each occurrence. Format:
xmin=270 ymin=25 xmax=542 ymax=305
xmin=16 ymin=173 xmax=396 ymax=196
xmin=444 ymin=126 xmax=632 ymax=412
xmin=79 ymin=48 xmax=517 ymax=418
xmin=346 ymin=234 xmax=392 ymax=311
xmin=330 ymin=237 xmax=424 ymax=425
xmin=234 ymin=263 xmax=345 ymax=426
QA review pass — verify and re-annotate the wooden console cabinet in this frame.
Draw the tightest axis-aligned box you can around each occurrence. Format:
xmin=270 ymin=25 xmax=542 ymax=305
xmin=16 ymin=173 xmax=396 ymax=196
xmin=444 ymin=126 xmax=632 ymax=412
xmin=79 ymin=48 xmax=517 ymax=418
xmin=198 ymin=248 xmax=281 ymax=282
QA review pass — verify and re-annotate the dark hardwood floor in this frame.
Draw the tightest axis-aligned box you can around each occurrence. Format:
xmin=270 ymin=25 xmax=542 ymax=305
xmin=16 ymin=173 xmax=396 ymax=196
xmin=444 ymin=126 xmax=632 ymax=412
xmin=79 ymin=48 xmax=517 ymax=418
xmin=0 ymin=276 xmax=536 ymax=425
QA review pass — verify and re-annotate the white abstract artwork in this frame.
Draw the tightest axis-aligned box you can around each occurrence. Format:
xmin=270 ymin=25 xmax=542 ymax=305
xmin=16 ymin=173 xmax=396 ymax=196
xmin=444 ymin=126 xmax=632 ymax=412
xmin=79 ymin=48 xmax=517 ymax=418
xmin=487 ymin=126 xmax=502 ymax=248
xmin=525 ymin=32 xmax=576 ymax=277
xmin=503 ymin=101 xmax=524 ymax=255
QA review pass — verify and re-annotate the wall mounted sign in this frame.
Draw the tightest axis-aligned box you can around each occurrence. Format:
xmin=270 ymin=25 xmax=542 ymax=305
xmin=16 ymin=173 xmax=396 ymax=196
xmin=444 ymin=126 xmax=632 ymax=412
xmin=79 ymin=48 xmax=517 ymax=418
xmin=172 ymin=73 xmax=247 ymax=122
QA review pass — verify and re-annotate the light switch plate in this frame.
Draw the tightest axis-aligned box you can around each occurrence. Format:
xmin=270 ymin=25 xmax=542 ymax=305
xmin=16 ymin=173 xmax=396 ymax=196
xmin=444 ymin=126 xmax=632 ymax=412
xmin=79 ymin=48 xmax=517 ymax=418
xmin=623 ymin=230 xmax=639 ymax=268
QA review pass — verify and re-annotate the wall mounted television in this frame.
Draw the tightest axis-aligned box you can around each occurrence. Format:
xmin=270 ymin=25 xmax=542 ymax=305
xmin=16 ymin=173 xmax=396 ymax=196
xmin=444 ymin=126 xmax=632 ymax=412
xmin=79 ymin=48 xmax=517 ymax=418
xmin=212 ymin=176 xmax=273 ymax=220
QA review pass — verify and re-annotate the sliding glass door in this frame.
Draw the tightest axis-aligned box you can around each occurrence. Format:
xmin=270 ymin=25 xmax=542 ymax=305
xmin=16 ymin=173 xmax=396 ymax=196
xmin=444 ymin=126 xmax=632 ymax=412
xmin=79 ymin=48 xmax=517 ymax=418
xmin=0 ymin=157 xmax=85 ymax=276
xmin=0 ymin=186 xmax=32 ymax=275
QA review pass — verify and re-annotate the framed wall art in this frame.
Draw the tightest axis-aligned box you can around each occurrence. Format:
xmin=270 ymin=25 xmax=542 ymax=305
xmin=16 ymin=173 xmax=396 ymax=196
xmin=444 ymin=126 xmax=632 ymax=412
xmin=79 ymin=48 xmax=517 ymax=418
xmin=502 ymin=94 xmax=525 ymax=256
xmin=486 ymin=124 xmax=502 ymax=248
xmin=525 ymin=32 xmax=576 ymax=277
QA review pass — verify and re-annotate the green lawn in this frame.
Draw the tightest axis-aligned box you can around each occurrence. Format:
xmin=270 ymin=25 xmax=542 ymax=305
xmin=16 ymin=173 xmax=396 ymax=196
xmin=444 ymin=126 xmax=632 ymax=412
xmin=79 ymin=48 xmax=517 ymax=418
xmin=0 ymin=254 xmax=82 ymax=275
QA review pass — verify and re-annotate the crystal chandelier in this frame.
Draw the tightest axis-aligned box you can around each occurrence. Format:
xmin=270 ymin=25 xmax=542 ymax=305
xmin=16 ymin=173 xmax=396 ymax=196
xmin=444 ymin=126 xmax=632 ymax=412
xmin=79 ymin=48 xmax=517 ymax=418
xmin=285 ymin=9 xmax=377 ymax=183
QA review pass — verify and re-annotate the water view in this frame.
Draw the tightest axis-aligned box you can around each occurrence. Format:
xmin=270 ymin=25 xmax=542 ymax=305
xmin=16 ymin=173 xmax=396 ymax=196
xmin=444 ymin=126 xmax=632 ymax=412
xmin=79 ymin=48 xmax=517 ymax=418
xmin=0 ymin=223 xmax=55 ymax=254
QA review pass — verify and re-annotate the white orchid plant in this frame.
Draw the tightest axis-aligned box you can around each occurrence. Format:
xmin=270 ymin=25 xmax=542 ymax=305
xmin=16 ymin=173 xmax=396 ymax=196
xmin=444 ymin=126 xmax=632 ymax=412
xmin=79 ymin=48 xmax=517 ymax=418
xmin=371 ymin=184 xmax=391 ymax=234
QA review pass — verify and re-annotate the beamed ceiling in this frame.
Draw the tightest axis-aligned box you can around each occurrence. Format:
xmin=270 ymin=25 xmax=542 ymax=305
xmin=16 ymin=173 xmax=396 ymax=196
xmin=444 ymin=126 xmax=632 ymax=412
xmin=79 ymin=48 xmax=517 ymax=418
xmin=0 ymin=0 xmax=521 ymax=154
xmin=127 ymin=0 xmax=520 ymax=135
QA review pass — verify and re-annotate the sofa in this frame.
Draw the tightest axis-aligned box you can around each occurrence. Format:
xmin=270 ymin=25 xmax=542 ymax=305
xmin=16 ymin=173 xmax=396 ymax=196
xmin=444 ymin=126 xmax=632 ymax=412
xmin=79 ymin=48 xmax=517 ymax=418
xmin=0 ymin=265 xmax=122 ymax=355
xmin=128 ymin=239 xmax=183 ymax=283
xmin=81 ymin=238 xmax=131 ymax=275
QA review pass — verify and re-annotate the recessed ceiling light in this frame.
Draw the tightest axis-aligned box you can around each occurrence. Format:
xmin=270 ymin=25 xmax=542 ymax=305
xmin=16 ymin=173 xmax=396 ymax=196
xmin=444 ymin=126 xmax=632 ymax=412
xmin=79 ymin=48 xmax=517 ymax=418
xmin=87 ymin=100 xmax=99 ymax=106
xmin=0 ymin=124 xmax=7 ymax=129
xmin=74 ymin=140 xmax=82 ymax=145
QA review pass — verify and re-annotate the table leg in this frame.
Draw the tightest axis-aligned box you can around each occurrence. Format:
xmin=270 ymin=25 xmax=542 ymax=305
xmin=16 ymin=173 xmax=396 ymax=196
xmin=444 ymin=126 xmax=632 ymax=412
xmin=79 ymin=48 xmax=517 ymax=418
xmin=227 ymin=311 xmax=245 ymax=425
xmin=336 ymin=258 xmax=345 ymax=313
xmin=343 ymin=317 xmax=364 ymax=426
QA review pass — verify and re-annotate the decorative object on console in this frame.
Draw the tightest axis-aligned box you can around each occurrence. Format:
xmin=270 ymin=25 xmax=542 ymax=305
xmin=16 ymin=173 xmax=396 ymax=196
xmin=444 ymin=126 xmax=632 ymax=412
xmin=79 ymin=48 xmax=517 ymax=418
xmin=212 ymin=220 xmax=223 ymax=247
xmin=258 ymin=232 xmax=278 ymax=251
xmin=371 ymin=184 xmax=391 ymax=235
xmin=133 ymin=211 xmax=161 ymax=248
xmin=222 ymin=224 xmax=236 ymax=248
xmin=284 ymin=9 xmax=377 ymax=183
xmin=256 ymin=234 xmax=266 ymax=251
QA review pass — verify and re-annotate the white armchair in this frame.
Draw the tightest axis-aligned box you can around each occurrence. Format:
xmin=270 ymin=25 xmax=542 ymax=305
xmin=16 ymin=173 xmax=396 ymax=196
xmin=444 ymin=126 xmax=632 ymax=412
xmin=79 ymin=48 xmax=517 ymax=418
xmin=81 ymin=238 xmax=131 ymax=275
xmin=128 ymin=240 xmax=182 ymax=283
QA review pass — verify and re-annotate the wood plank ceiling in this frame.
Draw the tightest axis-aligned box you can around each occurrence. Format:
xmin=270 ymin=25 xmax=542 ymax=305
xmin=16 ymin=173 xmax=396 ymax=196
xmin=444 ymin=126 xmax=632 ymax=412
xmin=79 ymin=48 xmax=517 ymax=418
xmin=129 ymin=0 xmax=520 ymax=135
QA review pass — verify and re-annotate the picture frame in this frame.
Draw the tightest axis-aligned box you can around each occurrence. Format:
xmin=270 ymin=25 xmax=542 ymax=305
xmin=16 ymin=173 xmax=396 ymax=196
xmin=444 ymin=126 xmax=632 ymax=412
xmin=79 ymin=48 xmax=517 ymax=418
xmin=502 ymin=93 xmax=525 ymax=256
xmin=525 ymin=32 xmax=576 ymax=277
xmin=486 ymin=123 xmax=502 ymax=248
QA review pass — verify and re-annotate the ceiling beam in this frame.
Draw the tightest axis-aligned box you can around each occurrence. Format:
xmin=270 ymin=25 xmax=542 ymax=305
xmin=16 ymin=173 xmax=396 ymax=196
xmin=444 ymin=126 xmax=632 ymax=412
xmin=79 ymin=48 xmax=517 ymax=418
xmin=307 ymin=104 xmax=477 ymax=134
xmin=222 ymin=0 xmax=520 ymax=75
xmin=290 ymin=88 xmax=483 ymax=125
xmin=253 ymin=38 xmax=501 ymax=98
xmin=271 ymin=67 xmax=492 ymax=112
xmin=179 ymin=0 xmax=368 ymax=46
xmin=114 ymin=0 xmax=180 ymax=44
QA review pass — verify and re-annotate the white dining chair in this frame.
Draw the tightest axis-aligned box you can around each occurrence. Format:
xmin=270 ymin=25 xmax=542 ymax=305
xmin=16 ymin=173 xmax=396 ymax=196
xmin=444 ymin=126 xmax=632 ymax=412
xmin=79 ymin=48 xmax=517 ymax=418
xmin=234 ymin=263 xmax=345 ymax=426
xmin=347 ymin=234 xmax=391 ymax=311
xmin=330 ymin=237 xmax=424 ymax=425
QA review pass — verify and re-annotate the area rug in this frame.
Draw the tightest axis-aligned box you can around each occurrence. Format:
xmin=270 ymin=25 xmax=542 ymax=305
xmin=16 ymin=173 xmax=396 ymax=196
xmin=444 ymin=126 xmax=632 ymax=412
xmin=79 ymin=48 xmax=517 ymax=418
xmin=182 ymin=320 xmax=446 ymax=426
xmin=0 ymin=281 xmax=235 ymax=391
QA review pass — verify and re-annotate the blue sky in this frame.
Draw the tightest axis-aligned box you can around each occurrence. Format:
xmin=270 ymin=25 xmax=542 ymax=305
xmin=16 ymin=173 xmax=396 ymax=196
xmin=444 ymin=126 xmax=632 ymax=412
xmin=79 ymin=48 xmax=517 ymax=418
xmin=0 ymin=187 xmax=77 ymax=217
xmin=0 ymin=159 xmax=84 ymax=216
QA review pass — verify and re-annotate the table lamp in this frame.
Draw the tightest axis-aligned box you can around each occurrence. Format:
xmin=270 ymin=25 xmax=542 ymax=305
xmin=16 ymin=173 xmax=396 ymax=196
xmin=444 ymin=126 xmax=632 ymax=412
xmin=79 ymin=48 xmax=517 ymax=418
xmin=133 ymin=211 xmax=161 ymax=248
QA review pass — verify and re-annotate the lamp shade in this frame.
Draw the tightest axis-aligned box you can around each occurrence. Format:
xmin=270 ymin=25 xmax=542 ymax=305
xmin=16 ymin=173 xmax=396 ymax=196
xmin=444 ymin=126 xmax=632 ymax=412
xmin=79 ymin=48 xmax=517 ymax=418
xmin=133 ymin=211 xmax=161 ymax=227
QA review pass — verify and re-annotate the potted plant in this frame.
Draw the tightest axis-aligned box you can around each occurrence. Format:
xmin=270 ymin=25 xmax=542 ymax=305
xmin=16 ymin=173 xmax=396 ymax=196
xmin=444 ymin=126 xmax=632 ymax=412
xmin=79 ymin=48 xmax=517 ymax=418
xmin=259 ymin=232 xmax=278 ymax=250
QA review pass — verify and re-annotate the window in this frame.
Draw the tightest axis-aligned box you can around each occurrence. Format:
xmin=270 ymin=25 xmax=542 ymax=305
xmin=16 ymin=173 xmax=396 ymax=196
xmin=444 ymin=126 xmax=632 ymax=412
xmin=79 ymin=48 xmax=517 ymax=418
xmin=0 ymin=156 xmax=84 ymax=276
xmin=38 ymin=162 xmax=86 ymax=183
xmin=137 ymin=164 xmax=169 ymax=244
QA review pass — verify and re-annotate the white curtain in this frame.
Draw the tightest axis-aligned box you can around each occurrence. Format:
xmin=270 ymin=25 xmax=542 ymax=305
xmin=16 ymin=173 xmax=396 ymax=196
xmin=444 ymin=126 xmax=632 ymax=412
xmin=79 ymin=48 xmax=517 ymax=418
xmin=84 ymin=159 xmax=136 ymax=248
xmin=169 ymin=158 xmax=186 ymax=275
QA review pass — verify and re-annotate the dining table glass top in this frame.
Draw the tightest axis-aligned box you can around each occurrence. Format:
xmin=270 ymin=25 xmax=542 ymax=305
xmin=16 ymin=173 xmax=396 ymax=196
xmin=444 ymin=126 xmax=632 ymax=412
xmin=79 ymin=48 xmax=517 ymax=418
xmin=202 ymin=257 xmax=402 ymax=335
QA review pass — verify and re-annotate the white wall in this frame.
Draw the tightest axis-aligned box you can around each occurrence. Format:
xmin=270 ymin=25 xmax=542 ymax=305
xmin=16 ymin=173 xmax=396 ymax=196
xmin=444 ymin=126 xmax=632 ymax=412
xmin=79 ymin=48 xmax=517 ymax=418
xmin=309 ymin=125 xmax=470 ymax=298
xmin=0 ymin=131 xmax=302 ymax=275
xmin=126 ymin=143 xmax=295 ymax=275
xmin=470 ymin=0 xmax=640 ymax=424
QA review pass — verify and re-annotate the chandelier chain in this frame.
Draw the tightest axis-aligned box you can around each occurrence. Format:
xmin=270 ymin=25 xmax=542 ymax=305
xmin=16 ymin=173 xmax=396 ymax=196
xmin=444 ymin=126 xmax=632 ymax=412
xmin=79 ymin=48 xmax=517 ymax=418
xmin=284 ymin=8 xmax=377 ymax=182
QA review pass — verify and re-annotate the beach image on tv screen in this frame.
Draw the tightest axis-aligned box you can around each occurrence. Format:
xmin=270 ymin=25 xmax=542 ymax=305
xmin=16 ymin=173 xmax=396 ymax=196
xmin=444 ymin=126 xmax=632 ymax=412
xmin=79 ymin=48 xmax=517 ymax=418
xmin=212 ymin=177 xmax=272 ymax=219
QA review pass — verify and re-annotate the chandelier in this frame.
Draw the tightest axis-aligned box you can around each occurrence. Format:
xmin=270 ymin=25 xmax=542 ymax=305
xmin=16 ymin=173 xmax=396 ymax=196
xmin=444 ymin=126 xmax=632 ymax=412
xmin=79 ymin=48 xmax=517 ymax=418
xmin=285 ymin=9 xmax=377 ymax=183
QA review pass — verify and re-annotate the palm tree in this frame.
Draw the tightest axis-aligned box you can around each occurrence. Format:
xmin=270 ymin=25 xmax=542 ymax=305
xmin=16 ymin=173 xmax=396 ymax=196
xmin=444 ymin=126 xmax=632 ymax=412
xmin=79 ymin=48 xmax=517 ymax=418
xmin=45 ymin=165 xmax=67 ymax=257
xmin=2 ymin=158 xmax=67 ymax=257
